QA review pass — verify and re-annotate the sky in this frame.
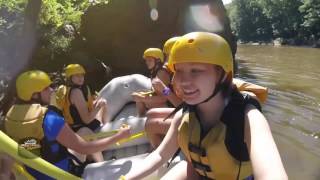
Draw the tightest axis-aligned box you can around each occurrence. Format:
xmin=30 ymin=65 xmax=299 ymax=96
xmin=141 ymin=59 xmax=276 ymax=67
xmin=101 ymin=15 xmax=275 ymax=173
xmin=222 ymin=0 xmax=232 ymax=4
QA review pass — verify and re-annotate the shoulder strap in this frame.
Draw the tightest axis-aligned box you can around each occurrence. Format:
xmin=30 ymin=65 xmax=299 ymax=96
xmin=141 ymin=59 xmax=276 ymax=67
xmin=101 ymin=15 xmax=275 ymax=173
xmin=222 ymin=90 xmax=262 ymax=161
xmin=47 ymin=105 xmax=63 ymax=116
xmin=242 ymin=92 xmax=262 ymax=111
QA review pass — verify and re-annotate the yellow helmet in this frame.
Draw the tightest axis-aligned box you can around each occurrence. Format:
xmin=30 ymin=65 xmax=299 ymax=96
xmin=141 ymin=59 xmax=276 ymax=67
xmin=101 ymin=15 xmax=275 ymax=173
xmin=168 ymin=32 xmax=233 ymax=77
xmin=143 ymin=48 xmax=164 ymax=62
xmin=16 ymin=70 xmax=52 ymax=101
xmin=163 ymin=36 xmax=180 ymax=55
xmin=64 ymin=64 xmax=86 ymax=78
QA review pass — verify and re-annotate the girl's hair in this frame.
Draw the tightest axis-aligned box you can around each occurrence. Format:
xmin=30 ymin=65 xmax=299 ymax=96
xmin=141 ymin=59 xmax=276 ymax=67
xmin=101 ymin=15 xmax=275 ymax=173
xmin=149 ymin=59 xmax=164 ymax=79
xmin=214 ymin=66 xmax=233 ymax=98
xmin=65 ymin=75 xmax=84 ymax=87
xmin=66 ymin=77 xmax=74 ymax=87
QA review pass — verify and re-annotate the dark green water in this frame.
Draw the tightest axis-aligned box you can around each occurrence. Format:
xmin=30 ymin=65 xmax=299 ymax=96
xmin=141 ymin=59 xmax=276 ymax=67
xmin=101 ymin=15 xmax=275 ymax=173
xmin=237 ymin=45 xmax=320 ymax=180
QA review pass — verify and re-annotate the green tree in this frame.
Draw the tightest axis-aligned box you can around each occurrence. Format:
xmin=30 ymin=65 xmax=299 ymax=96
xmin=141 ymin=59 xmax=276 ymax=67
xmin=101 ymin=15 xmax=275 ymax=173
xmin=228 ymin=0 xmax=272 ymax=42
xmin=0 ymin=0 xmax=43 ymax=113
xmin=0 ymin=0 xmax=109 ymax=54
xmin=258 ymin=0 xmax=303 ymax=39
xmin=299 ymin=0 xmax=320 ymax=39
xmin=0 ymin=0 xmax=109 ymax=112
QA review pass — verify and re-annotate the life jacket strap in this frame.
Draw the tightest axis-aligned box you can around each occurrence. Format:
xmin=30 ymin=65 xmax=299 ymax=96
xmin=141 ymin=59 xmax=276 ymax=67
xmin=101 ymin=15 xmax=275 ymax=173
xmin=191 ymin=159 xmax=212 ymax=172
xmin=188 ymin=143 xmax=206 ymax=156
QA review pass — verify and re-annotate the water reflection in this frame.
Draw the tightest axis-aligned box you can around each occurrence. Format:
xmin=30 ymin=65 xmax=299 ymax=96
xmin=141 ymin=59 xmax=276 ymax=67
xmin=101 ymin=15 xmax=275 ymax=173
xmin=237 ymin=45 xmax=320 ymax=179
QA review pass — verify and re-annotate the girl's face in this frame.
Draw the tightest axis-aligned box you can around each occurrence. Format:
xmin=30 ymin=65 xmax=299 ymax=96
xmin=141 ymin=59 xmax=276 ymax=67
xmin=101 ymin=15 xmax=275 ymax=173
xmin=173 ymin=62 xmax=220 ymax=105
xmin=71 ymin=74 xmax=85 ymax=85
xmin=144 ymin=57 xmax=156 ymax=70
xmin=40 ymin=86 xmax=53 ymax=104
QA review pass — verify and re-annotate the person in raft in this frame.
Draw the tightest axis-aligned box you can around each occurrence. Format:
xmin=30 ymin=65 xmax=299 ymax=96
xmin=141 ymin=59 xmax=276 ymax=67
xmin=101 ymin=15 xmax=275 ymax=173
xmin=4 ymin=70 xmax=131 ymax=179
xmin=144 ymin=36 xmax=269 ymax=149
xmin=131 ymin=48 xmax=181 ymax=117
xmin=58 ymin=64 xmax=108 ymax=163
xmin=142 ymin=37 xmax=184 ymax=149
xmin=122 ymin=32 xmax=287 ymax=180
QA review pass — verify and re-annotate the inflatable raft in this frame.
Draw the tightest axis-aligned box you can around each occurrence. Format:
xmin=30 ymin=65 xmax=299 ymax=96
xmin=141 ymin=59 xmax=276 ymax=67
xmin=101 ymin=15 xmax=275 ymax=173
xmin=0 ymin=74 xmax=267 ymax=179
xmin=0 ymin=74 xmax=174 ymax=180
xmin=83 ymin=74 xmax=180 ymax=180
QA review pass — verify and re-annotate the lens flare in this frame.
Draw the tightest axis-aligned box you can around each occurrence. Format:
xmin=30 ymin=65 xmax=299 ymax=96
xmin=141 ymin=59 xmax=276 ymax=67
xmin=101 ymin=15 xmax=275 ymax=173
xmin=150 ymin=8 xmax=159 ymax=21
xmin=187 ymin=4 xmax=223 ymax=32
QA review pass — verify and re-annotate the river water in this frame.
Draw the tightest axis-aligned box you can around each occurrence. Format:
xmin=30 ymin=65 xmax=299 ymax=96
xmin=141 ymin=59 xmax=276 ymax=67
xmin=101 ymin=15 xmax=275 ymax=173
xmin=236 ymin=45 xmax=320 ymax=180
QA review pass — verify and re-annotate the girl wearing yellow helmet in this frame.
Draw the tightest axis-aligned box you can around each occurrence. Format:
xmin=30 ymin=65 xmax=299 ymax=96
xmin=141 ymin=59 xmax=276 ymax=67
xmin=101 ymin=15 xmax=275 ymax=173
xmin=63 ymin=64 xmax=108 ymax=163
xmin=145 ymin=36 xmax=268 ymax=150
xmin=139 ymin=39 xmax=185 ymax=149
xmin=123 ymin=32 xmax=287 ymax=180
xmin=132 ymin=47 xmax=183 ymax=149
xmin=132 ymin=48 xmax=182 ymax=117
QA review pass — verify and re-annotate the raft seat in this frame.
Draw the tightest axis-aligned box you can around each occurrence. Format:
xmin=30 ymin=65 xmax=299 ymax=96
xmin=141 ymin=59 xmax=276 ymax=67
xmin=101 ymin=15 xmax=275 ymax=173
xmin=103 ymin=143 xmax=151 ymax=161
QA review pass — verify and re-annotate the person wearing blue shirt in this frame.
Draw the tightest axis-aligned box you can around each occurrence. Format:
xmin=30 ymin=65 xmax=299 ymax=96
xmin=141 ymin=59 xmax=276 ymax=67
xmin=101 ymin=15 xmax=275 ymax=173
xmin=2 ymin=70 xmax=131 ymax=179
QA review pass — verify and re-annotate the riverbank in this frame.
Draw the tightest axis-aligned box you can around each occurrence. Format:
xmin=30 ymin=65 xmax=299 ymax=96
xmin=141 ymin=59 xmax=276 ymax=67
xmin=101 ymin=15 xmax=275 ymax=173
xmin=238 ymin=38 xmax=320 ymax=48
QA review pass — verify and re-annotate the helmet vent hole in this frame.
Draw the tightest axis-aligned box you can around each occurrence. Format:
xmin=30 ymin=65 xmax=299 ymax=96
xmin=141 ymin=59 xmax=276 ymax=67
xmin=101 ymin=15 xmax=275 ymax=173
xmin=188 ymin=39 xmax=194 ymax=43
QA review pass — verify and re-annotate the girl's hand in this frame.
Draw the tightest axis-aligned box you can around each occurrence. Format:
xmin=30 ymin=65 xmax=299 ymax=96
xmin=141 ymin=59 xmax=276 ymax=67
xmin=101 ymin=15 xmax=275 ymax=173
xmin=94 ymin=98 xmax=107 ymax=109
xmin=131 ymin=92 xmax=145 ymax=102
xmin=151 ymin=77 xmax=166 ymax=94
xmin=117 ymin=124 xmax=131 ymax=139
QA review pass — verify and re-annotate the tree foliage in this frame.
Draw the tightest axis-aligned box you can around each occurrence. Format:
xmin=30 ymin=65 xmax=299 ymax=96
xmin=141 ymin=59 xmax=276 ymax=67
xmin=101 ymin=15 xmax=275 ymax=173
xmin=0 ymin=0 xmax=108 ymax=53
xmin=229 ymin=0 xmax=272 ymax=42
xmin=299 ymin=0 xmax=320 ymax=39
xmin=227 ymin=0 xmax=320 ymax=45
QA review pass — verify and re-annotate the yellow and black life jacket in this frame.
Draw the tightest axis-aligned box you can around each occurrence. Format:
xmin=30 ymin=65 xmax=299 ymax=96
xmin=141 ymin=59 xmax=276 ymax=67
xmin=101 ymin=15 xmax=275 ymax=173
xmin=4 ymin=104 xmax=69 ymax=163
xmin=163 ymin=79 xmax=267 ymax=122
xmin=56 ymin=85 xmax=94 ymax=127
xmin=178 ymin=90 xmax=261 ymax=180
xmin=5 ymin=104 xmax=46 ymax=155
xmin=233 ymin=78 xmax=268 ymax=103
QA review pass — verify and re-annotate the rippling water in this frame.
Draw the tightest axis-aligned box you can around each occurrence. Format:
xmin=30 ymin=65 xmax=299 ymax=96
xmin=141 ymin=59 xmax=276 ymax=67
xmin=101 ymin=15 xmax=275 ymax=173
xmin=237 ymin=45 xmax=320 ymax=179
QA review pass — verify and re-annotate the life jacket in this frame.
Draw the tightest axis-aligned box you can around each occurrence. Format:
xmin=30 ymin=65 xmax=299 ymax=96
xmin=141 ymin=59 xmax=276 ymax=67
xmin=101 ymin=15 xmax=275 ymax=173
xmin=4 ymin=104 xmax=46 ymax=155
xmin=233 ymin=78 xmax=267 ymax=103
xmin=163 ymin=79 xmax=267 ymax=122
xmin=4 ymin=104 xmax=69 ymax=164
xmin=56 ymin=85 xmax=94 ymax=126
xmin=177 ymin=90 xmax=261 ymax=180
